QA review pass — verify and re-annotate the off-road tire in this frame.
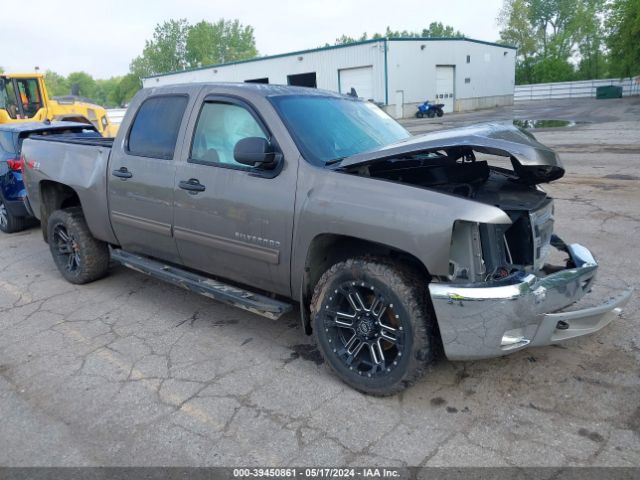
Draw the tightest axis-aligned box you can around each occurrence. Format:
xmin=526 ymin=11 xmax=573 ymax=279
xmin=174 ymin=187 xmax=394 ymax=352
xmin=436 ymin=109 xmax=444 ymax=117
xmin=311 ymin=257 xmax=436 ymax=396
xmin=0 ymin=198 xmax=28 ymax=233
xmin=47 ymin=208 xmax=110 ymax=284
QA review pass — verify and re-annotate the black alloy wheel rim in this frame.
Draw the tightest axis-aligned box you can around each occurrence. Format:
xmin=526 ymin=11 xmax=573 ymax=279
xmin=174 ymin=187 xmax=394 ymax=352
xmin=53 ymin=224 xmax=81 ymax=272
xmin=322 ymin=280 xmax=406 ymax=378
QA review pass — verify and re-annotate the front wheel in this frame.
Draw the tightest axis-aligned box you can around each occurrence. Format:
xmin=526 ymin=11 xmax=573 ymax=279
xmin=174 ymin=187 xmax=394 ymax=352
xmin=47 ymin=208 xmax=110 ymax=284
xmin=416 ymin=111 xmax=424 ymax=118
xmin=311 ymin=258 xmax=436 ymax=395
xmin=426 ymin=110 xmax=436 ymax=118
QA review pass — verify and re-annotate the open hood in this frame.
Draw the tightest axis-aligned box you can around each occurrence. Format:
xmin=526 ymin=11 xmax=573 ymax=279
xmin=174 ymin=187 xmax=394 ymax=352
xmin=339 ymin=123 xmax=565 ymax=184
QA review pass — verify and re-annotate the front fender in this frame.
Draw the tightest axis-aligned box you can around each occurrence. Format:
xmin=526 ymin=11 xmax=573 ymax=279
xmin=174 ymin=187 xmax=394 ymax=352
xmin=291 ymin=163 xmax=511 ymax=297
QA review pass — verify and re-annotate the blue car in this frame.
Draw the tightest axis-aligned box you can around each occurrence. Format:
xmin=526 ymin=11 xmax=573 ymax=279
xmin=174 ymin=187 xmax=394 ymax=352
xmin=0 ymin=121 xmax=99 ymax=233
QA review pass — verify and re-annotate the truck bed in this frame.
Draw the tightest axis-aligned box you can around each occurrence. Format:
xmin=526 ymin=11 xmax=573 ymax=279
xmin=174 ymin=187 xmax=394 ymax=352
xmin=29 ymin=134 xmax=114 ymax=148
xmin=22 ymin=134 xmax=118 ymax=245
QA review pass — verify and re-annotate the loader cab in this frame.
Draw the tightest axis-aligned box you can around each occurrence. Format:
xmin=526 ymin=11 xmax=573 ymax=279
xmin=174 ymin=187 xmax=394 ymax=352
xmin=0 ymin=76 xmax=46 ymax=121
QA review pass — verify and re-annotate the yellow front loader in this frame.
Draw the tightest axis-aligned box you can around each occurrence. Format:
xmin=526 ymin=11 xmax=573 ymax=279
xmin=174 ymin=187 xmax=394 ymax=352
xmin=0 ymin=73 xmax=118 ymax=137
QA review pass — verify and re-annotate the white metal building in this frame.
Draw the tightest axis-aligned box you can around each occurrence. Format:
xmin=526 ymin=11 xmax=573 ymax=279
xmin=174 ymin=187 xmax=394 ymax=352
xmin=142 ymin=38 xmax=516 ymax=118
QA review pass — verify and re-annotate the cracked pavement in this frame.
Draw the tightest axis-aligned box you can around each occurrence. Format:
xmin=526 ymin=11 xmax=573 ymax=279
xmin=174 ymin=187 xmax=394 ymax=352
xmin=0 ymin=98 xmax=639 ymax=466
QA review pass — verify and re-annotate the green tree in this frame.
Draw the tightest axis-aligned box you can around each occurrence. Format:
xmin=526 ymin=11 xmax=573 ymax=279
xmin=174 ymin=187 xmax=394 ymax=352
xmin=572 ymin=0 xmax=607 ymax=79
xmin=66 ymin=71 xmax=97 ymax=99
xmin=606 ymin=0 xmax=640 ymax=78
xmin=94 ymin=77 xmax=122 ymax=107
xmin=420 ymin=22 xmax=464 ymax=37
xmin=42 ymin=71 xmax=140 ymax=107
xmin=44 ymin=70 xmax=70 ymax=97
xmin=129 ymin=18 xmax=258 ymax=77
xmin=498 ymin=0 xmax=538 ymax=83
xmin=332 ymin=23 xmax=463 ymax=45
xmin=498 ymin=0 xmax=611 ymax=83
xmin=186 ymin=19 xmax=258 ymax=66
xmin=380 ymin=24 xmax=463 ymax=38
xmin=113 ymin=74 xmax=142 ymax=106
xmin=329 ymin=33 xmax=369 ymax=45
xmin=526 ymin=0 xmax=575 ymax=57
xmin=532 ymin=56 xmax=575 ymax=81
xmin=130 ymin=19 xmax=190 ymax=77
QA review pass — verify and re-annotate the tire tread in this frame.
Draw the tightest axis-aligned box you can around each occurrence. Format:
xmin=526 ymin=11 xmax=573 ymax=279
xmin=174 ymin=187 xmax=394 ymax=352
xmin=310 ymin=257 xmax=436 ymax=396
xmin=47 ymin=207 xmax=110 ymax=284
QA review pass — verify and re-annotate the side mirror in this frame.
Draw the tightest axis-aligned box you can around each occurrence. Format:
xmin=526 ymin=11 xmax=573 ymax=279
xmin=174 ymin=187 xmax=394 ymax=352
xmin=234 ymin=137 xmax=278 ymax=168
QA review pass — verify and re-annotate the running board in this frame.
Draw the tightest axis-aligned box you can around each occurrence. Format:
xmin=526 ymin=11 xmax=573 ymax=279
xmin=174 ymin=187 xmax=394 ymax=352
xmin=110 ymin=249 xmax=292 ymax=320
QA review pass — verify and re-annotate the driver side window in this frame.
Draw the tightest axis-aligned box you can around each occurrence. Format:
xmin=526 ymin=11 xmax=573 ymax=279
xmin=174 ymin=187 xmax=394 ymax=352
xmin=190 ymin=102 xmax=267 ymax=169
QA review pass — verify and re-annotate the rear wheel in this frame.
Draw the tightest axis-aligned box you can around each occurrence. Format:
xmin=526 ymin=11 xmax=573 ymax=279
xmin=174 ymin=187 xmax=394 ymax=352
xmin=436 ymin=108 xmax=444 ymax=117
xmin=0 ymin=198 xmax=27 ymax=233
xmin=426 ymin=110 xmax=436 ymax=118
xmin=47 ymin=208 xmax=110 ymax=284
xmin=311 ymin=258 xmax=436 ymax=395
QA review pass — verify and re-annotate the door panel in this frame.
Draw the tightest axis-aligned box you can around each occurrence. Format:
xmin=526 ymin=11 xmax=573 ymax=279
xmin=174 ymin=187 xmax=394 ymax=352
xmin=436 ymin=66 xmax=455 ymax=113
xmin=173 ymin=99 xmax=296 ymax=297
xmin=108 ymin=156 xmax=179 ymax=261
xmin=108 ymin=93 xmax=190 ymax=264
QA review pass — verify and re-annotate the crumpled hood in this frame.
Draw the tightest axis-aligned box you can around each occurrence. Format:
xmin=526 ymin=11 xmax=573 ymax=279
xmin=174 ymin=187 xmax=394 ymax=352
xmin=340 ymin=123 xmax=565 ymax=183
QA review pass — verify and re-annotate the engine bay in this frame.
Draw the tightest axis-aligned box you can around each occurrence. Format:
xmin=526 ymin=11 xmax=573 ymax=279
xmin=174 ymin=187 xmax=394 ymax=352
xmin=341 ymin=148 xmax=556 ymax=283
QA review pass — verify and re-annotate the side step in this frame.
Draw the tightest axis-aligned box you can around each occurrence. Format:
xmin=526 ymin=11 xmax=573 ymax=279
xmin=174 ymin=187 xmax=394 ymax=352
xmin=110 ymin=249 xmax=293 ymax=320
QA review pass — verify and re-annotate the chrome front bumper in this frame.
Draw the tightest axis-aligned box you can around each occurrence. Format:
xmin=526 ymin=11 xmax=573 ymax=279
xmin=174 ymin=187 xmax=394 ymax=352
xmin=429 ymin=243 xmax=632 ymax=360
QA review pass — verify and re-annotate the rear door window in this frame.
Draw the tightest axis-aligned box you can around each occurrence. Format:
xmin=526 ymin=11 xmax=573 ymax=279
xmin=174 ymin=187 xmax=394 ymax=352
xmin=127 ymin=95 xmax=188 ymax=159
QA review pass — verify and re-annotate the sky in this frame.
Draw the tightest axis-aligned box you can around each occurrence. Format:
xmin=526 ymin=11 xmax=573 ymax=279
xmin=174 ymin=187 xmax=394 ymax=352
xmin=0 ymin=0 xmax=505 ymax=79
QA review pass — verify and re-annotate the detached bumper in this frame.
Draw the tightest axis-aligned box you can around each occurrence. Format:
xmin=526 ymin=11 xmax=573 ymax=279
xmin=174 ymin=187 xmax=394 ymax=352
xmin=429 ymin=243 xmax=632 ymax=360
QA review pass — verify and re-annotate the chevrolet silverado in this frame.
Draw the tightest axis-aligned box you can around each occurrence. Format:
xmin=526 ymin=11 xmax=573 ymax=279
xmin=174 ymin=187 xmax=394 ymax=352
xmin=21 ymin=83 xmax=632 ymax=395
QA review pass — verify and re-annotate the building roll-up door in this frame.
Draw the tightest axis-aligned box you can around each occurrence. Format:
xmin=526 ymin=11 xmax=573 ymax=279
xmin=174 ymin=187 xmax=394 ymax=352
xmin=435 ymin=66 xmax=455 ymax=113
xmin=339 ymin=66 xmax=374 ymax=101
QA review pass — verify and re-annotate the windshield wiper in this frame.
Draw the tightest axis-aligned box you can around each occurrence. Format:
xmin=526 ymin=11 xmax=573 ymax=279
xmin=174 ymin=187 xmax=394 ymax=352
xmin=325 ymin=157 xmax=345 ymax=166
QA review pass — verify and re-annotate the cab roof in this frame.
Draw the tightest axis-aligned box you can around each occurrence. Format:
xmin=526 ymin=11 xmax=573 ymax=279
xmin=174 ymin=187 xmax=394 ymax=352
xmin=148 ymin=82 xmax=346 ymax=99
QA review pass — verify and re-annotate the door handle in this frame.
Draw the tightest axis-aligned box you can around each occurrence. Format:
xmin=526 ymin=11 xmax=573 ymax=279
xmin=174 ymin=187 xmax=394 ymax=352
xmin=179 ymin=178 xmax=206 ymax=193
xmin=112 ymin=167 xmax=132 ymax=179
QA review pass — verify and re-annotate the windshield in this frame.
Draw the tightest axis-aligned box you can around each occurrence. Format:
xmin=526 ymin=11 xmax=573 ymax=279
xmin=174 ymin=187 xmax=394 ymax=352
xmin=269 ymin=95 xmax=410 ymax=166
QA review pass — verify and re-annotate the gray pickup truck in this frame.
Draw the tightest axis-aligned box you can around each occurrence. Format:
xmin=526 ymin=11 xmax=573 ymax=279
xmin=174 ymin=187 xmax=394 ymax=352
xmin=21 ymin=83 xmax=631 ymax=395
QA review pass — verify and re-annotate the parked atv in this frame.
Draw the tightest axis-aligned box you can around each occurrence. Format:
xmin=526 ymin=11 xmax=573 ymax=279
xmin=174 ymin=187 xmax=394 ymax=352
xmin=416 ymin=100 xmax=444 ymax=118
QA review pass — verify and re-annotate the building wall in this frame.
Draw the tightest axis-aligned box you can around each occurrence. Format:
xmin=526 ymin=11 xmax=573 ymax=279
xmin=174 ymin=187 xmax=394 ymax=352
xmin=142 ymin=42 xmax=386 ymax=102
xmin=385 ymin=40 xmax=516 ymax=116
xmin=142 ymin=39 xmax=516 ymax=117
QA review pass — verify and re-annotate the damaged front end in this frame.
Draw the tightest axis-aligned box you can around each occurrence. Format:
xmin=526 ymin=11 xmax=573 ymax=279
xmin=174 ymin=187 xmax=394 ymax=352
xmin=338 ymin=123 xmax=632 ymax=360
xmin=429 ymin=237 xmax=631 ymax=360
